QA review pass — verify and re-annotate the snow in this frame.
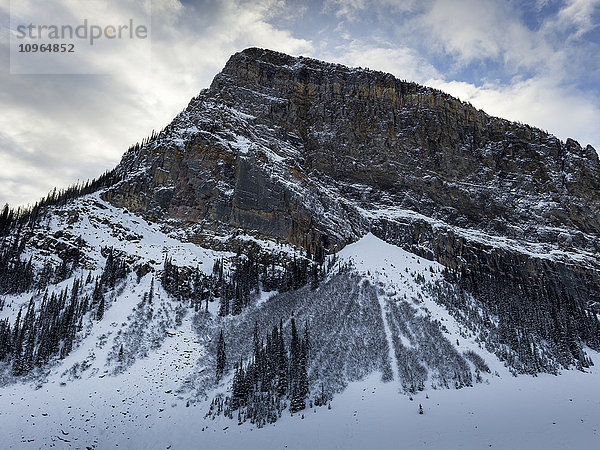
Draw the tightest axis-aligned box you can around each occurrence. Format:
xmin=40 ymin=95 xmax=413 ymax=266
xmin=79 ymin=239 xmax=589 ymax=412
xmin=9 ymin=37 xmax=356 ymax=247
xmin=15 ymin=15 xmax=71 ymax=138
xmin=337 ymin=234 xmax=508 ymax=378
xmin=204 ymin=360 xmax=599 ymax=450
xmin=24 ymin=192 xmax=233 ymax=274
xmin=338 ymin=232 xmax=442 ymax=277
xmin=230 ymin=134 xmax=253 ymax=154
xmin=2 ymin=347 xmax=599 ymax=449
xmin=0 ymin=274 xmax=205 ymax=449
xmin=2 ymin=233 xmax=599 ymax=448
xmin=255 ymin=287 xmax=278 ymax=306
xmin=359 ymin=205 xmax=598 ymax=266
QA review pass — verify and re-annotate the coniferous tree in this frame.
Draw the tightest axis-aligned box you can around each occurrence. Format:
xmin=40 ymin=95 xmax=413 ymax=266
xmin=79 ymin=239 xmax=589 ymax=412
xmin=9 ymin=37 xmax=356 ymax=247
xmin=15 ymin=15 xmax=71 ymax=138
xmin=299 ymin=332 xmax=309 ymax=400
xmin=212 ymin=315 xmax=313 ymax=425
xmin=231 ymin=358 xmax=246 ymax=409
xmin=96 ymin=296 xmax=105 ymax=321
xmin=216 ymin=330 xmax=226 ymax=382
xmin=289 ymin=318 xmax=308 ymax=413
xmin=0 ymin=318 xmax=11 ymax=360
xmin=148 ymin=278 xmax=154 ymax=303
xmin=218 ymin=292 xmax=229 ymax=317
xmin=232 ymin=284 xmax=243 ymax=315
xmin=0 ymin=203 xmax=12 ymax=236
xmin=277 ymin=321 xmax=287 ymax=396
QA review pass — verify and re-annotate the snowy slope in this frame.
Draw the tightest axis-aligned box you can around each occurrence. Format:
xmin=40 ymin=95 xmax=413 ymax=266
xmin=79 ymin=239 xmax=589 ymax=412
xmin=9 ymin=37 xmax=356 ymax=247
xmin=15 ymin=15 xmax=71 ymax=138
xmin=337 ymin=234 xmax=509 ymax=385
xmin=5 ymin=357 xmax=599 ymax=450
xmin=25 ymin=192 xmax=232 ymax=273
xmin=0 ymin=273 xmax=204 ymax=448
xmin=1 ymin=233 xmax=599 ymax=449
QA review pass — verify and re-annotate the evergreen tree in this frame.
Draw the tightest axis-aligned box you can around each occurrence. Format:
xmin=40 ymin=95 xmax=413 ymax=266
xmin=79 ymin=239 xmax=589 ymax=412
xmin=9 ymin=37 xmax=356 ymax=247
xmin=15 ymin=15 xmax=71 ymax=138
xmin=148 ymin=278 xmax=154 ymax=303
xmin=218 ymin=292 xmax=229 ymax=317
xmin=216 ymin=330 xmax=226 ymax=382
xmin=277 ymin=321 xmax=287 ymax=396
xmin=289 ymin=318 xmax=307 ymax=413
xmin=96 ymin=296 xmax=105 ymax=321
xmin=0 ymin=203 xmax=12 ymax=236
xmin=0 ymin=319 xmax=11 ymax=360
xmin=231 ymin=358 xmax=246 ymax=409
xmin=232 ymin=284 xmax=243 ymax=315
xmin=252 ymin=322 xmax=260 ymax=359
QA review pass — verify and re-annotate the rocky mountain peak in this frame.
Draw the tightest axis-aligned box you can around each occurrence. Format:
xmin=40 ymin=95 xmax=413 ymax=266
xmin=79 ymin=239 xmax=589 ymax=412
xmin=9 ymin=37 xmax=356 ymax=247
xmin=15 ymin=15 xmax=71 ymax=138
xmin=103 ymin=47 xmax=600 ymax=304
xmin=213 ymin=47 xmax=422 ymax=96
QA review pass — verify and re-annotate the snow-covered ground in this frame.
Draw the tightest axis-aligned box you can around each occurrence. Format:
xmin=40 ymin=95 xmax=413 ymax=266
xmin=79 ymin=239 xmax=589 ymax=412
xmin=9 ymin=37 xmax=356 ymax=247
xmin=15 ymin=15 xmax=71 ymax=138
xmin=0 ymin=275 xmax=204 ymax=449
xmin=27 ymin=192 xmax=232 ymax=273
xmin=2 ymin=346 xmax=599 ymax=449
xmin=337 ymin=233 xmax=509 ymax=380
xmin=1 ymin=233 xmax=599 ymax=449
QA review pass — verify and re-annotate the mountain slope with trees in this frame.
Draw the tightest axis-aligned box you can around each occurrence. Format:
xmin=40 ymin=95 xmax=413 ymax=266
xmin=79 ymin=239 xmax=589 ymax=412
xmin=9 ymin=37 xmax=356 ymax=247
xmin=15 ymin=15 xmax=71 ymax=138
xmin=0 ymin=48 xmax=599 ymax=447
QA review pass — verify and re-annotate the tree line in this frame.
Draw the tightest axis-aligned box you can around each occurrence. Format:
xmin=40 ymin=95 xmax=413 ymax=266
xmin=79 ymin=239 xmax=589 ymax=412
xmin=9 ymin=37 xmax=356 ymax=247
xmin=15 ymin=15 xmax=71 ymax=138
xmin=433 ymin=266 xmax=600 ymax=374
xmin=0 ymin=170 xmax=119 ymax=237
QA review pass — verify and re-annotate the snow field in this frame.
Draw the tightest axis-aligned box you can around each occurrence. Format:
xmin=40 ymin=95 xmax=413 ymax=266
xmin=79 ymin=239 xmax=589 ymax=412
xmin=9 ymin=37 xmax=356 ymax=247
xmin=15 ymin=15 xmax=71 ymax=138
xmin=1 ymin=233 xmax=599 ymax=449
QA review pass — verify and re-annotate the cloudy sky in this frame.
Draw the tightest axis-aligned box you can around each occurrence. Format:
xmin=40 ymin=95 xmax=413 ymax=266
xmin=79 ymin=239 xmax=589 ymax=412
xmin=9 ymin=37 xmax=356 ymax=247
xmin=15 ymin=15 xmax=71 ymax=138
xmin=1 ymin=0 xmax=599 ymax=207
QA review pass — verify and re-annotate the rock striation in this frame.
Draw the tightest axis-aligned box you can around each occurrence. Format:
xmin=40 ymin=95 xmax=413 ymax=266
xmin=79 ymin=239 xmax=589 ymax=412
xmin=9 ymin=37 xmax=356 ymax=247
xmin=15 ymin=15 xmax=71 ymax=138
xmin=103 ymin=47 xmax=600 ymax=304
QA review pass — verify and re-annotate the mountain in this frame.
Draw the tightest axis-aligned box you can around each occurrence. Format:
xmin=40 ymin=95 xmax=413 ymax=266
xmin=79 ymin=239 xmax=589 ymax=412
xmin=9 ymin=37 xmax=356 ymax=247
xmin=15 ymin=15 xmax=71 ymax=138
xmin=1 ymin=48 xmax=600 ymax=448
xmin=106 ymin=47 xmax=600 ymax=305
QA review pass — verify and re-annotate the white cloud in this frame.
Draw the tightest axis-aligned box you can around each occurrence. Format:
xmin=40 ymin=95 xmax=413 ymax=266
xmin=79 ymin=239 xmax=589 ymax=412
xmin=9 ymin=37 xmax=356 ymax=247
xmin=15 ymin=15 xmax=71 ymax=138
xmin=323 ymin=0 xmax=418 ymax=21
xmin=414 ymin=0 xmax=555 ymax=71
xmin=321 ymin=41 xmax=440 ymax=82
xmin=551 ymin=0 xmax=600 ymax=38
xmin=427 ymin=76 xmax=600 ymax=149
xmin=0 ymin=0 xmax=312 ymax=207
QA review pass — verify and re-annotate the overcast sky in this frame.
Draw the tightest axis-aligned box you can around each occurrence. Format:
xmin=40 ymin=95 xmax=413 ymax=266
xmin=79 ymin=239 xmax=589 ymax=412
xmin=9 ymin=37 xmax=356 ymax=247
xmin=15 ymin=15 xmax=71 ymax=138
xmin=1 ymin=0 xmax=599 ymax=207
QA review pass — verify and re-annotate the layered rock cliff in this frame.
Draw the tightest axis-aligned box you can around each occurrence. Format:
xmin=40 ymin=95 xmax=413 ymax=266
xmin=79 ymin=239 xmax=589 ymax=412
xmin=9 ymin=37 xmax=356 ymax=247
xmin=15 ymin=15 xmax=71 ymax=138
xmin=103 ymin=47 xmax=600 ymax=304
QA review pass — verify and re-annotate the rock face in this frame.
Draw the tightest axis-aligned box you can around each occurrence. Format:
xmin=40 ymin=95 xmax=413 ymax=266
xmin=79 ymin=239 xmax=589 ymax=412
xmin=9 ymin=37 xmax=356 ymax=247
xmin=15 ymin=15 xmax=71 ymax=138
xmin=103 ymin=47 xmax=600 ymax=304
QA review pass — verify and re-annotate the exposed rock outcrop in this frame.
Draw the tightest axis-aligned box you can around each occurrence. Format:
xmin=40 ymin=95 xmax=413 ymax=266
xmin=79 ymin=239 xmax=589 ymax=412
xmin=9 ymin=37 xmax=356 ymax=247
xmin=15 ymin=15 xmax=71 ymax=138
xmin=103 ymin=47 xmax=600 ymax=304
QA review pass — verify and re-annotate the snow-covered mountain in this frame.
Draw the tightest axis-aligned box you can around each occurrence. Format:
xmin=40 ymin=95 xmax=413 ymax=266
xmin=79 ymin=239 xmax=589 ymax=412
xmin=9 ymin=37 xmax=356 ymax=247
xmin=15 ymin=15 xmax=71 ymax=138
xmin=1 ymin=48 xmax=599 ymax=449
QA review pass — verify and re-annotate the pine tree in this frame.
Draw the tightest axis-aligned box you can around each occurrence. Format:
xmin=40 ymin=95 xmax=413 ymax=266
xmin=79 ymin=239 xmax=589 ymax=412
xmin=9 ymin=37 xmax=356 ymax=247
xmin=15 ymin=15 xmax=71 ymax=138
xmin=148 ymin=277 xmax=154 ymax=303
xmin=289 ymin=318 xmax=307 ymax=413
xmin=232 ymin=358 xmax=246 ymax=409
xmin=216 ymin=330 xmax=226 ymax=382
xmin=0 ymin=319 xmax=11 ymax=360
xmin=299 ymin=335 xmax=309 ymax=400
xmin=96 ymin=296 xmax=105 ymax=321
xmin=92 ymin=280 xmax=102 ymax=306
xmin=11 ymin=307 xmax=22 ymax=357
xmin=290 ymin=318 xmax=299 ymax=369
xmin=277 ymin=321 xmax=287 ymax=396
xmin=232 ymin=284 xmax=242 ymax=315
xmin=253 ymin=321 xmax=260 ymax=360
xmin=0 ymin=203 xmax=11 ymax=236
xmin=218 ymin=285 xmax=229 ymax=317
xmin=12 ymin=343 xmax=23 ymax=376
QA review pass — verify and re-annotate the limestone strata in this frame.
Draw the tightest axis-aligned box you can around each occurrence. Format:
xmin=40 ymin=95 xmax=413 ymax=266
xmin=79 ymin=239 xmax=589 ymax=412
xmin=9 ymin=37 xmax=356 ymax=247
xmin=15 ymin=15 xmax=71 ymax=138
xmin=103 ymin=47 xmax=600 ymax=304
